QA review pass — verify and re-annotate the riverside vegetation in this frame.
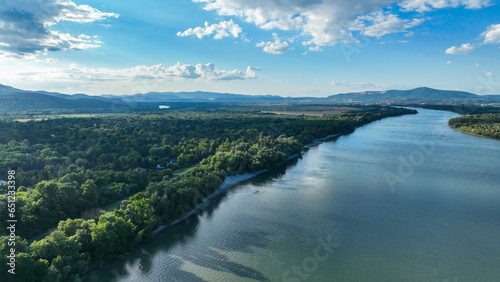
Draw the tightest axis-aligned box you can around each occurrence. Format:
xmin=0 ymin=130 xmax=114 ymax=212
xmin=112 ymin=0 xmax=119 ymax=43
xmin=448 ymin=113 xmax=500 ymax=139
xmin=0 ymin=105 xmax=416 ymax=281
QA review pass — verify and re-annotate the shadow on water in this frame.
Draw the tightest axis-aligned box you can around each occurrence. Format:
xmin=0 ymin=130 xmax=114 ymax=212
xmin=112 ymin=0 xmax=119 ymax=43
xmin=87 ymin=139 xmax=345 ymax=281
xmin=86 ymin=211 xmax=272 ymax=281
xmin=85 ymin=214 xmax=204 ymax=281
xmin=176 ymin=244 xmax=271 ymax=281
xmin=86 ymin=167 xmax=299 ymax=281
xmin=86 ymin=134 xmax=355 ymax=282
xmin=246 ymin=153 xmax=301 ymax=186
xmin=164 ymin=213 xmax=272 ymax=281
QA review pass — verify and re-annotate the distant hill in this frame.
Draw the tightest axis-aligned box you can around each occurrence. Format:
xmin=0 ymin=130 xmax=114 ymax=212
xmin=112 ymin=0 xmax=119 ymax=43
xmin=0 ymin=84 xmax=130 ymax=112
xmin=0 ymin=84 xmax=498 ymax=114
xmin=325 ymin=87 xmax=495 ymax=103
xmin=106 ymin=87 xmax=499 ymax=104
xmin=103 ymin=91 xmax=290 ymax=103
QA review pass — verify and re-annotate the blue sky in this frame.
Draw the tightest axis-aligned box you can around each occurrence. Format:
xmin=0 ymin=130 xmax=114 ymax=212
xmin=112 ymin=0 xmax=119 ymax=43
xmin=0 ymin=0 xmax=499 ymax=97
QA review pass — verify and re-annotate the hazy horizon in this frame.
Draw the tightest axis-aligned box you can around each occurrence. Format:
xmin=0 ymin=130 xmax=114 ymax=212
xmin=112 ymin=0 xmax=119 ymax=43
xmin=0 ymin=1 xmax=499 ymax=97
xmin=3 ymin=83 xmax=500 ymax=98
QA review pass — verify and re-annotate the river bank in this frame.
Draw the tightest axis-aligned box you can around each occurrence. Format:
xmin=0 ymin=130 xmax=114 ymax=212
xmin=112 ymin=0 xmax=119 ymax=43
xmin=152 ymin=133 xmax=340 ymax=235
xmin=83 ymin=132 xmax=346 ymax=278
xmin=304 ymin=133 xmax=340 ymax=147
xmin=153 ymin=170 xmax=268 ymax=235
xmin=449 ymin=126 xmax=500 ymax=140
xmin=85 ymin=107 xmax=500 ymax=282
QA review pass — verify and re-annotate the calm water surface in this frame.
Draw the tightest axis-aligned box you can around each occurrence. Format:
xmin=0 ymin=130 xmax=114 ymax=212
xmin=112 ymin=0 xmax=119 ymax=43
xmin=86 ymin=108 xmax=500 ymax=282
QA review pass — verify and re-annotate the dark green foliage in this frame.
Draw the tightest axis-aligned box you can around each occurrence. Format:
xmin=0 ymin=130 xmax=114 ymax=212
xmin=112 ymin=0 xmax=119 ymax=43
xmin=91 ymin=213 xmax=135 ymax=265
xmin=0 ymin=235 xmax=49 ymax=281
xmin=449 ymin=113 xmax=500 ymax=139
xmin=0 ymin=106 xmax=415 ymax=281
xmin=30 ymin=231 xmax=88 ymax=281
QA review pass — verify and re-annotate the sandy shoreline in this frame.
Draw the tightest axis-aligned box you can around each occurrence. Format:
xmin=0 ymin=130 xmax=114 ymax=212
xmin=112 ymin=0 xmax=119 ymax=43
xmin=304 ymin=133 xmax=340 ymax=147
xmin=153 ymin=133 xmax=338 ymax=235
xmin=153 ymin=170 xmax=268 ymax=234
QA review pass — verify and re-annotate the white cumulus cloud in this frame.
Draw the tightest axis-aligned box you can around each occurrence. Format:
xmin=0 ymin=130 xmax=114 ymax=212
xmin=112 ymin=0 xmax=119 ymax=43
xmin=353 ymin=12 xmax=424 ymax=38
xmin=177 ymin=20 xmax=242 ymax=40
xmin=245 ymin=66 xmax=261 ymax=78
xmin=127 ymin=62 xmax=258 ymax=80
xmin=192 ymin=0 xmax=401 ymax=46
xmin=308 ymin=45 xmax=323 ymax=51
xmin=256 ymin=33 xmax=292 ymax=54
xmin=399 ymin=0 xmax=491 ymax=12
xmin=445 ymin=23 xmax=500 ymax=55
xmin=190 ymin=0 xmax=482 ymax=47
xmin=482 ymin=24 xmax=500 ymax=44
xmin=12 ymin=62 xmax=260 ymax=83
xmin=445 ymin=43 xmax=475 ymax=54
xmin=0 ymin=0 xmax=118 ymax=59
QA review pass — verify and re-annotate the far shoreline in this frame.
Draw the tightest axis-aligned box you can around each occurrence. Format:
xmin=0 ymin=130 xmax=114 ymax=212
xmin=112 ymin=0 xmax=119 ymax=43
xmin=449 ymin=126 xmax=500 ymax=140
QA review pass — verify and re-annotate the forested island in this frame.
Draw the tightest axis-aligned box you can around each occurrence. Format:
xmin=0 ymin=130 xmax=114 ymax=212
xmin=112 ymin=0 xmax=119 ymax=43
xmin=0 ymin=106 xmax=416 ymax=281
xmin=449 ymin=113 xmax=500 ymax=139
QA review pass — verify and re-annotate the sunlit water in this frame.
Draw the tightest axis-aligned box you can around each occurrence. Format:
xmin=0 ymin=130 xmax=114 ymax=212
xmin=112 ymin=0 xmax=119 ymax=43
xmin=86 ymin=108 xmax=500 ymax=282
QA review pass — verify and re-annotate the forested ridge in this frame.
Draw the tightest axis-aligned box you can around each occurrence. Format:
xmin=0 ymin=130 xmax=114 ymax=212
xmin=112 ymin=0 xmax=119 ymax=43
xmin=448 ymin=113 xmax=500 ymax=139
xmin=0 ymin=106 xmax=416 ymax=281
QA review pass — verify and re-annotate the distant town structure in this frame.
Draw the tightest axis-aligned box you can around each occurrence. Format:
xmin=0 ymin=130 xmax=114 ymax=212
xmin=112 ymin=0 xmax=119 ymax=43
xmin=159 ymin=105 xmax=170 ymax=109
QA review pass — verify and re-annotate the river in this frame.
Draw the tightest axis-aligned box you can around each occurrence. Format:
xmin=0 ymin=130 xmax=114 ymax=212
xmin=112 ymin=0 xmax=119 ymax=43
xmin=85 ymin=108 xmax=500 ymax=282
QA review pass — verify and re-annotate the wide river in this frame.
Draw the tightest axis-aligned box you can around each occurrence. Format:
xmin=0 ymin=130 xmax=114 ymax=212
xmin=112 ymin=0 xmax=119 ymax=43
xmin=86 ymin=108 xmax=500 ymax=281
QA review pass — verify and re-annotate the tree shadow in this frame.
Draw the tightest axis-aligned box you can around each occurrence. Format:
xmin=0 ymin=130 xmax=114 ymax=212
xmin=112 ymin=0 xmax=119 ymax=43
xmin=84 ymin=158 xmax=316 ymax=281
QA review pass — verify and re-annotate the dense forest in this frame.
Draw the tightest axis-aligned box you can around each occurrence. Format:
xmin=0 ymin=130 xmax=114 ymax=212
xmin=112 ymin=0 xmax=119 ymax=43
xmin=0 ymin=106 xmax=416 ymax=281
xmin=448 ymin=113 xmax=500 ymax=139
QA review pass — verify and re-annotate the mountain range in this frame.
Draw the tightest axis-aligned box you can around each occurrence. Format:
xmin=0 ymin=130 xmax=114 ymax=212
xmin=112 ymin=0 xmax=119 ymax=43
xmin=0 ymin=84 xmax=130 ymax=112
xmin=103 ymin=87 xmax=500 ymax=103
xmin=0 ymin=84 xmax=498 ymax=113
